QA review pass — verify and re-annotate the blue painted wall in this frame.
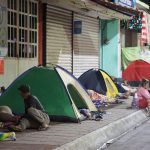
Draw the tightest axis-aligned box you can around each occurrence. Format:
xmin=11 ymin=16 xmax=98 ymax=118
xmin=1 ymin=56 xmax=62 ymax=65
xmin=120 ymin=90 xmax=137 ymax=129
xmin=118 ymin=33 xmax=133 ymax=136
xmin=101 ymin=19 xmax=120 ymax=77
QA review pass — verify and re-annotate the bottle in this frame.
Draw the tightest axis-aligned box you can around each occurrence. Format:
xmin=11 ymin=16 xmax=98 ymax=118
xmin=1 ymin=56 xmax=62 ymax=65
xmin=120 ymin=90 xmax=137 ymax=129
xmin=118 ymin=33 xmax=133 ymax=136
xmin=135 ymin=93 xmax=139 ymax=109
xmin=0 ymin=132 xmax=16 ymax=141
xmin=132 ymin=93 xmax=139 ymax=109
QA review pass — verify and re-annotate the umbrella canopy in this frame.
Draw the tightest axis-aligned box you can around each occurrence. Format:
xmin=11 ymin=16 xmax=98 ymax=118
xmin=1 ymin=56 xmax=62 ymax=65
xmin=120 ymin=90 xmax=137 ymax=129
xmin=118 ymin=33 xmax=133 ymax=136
xmin=122 ymin=60 xmax=150 ymax=81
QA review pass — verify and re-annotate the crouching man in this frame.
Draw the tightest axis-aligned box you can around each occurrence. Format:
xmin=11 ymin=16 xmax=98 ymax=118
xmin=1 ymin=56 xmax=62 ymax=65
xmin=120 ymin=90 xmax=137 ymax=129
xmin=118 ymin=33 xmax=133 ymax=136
xmin=10 ymin=85 xmax=50 ymax=132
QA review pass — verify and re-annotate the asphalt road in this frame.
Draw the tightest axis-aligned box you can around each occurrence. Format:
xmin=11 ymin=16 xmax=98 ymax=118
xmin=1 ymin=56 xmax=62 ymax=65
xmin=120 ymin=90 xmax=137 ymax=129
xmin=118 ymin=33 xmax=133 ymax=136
xmin=106 ymin=119 xmax=150 ymax=150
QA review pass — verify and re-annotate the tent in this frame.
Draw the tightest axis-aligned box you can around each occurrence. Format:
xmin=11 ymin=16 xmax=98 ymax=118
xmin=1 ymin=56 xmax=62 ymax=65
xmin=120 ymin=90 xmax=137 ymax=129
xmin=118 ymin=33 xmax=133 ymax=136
xmin=0 ymin=66 xmax=97 ymax=122
xmin=122 ymin=60 xmax=150 ymax=81
xmin=78 ymin=69 xmax=119 ymax=99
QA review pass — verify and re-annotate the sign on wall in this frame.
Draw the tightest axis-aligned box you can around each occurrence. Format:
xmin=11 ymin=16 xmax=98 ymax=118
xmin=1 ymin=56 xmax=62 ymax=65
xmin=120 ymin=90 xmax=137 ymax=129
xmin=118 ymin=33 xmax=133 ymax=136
xmin=74 ymin=20 xmax=82 ymax=34
xmin=0 ymin=0 xmax=8 ymax=57
xmin=113 ymin=0 xmax=136 ymax=8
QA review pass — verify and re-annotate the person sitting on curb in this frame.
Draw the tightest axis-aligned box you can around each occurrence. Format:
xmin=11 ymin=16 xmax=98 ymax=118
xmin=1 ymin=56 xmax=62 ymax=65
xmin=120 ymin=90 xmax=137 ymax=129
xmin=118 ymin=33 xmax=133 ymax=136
xmin=137 ymin=79 xmax=150 ymax=113
xmin=9 ymin=85 xmax=50 ymax=132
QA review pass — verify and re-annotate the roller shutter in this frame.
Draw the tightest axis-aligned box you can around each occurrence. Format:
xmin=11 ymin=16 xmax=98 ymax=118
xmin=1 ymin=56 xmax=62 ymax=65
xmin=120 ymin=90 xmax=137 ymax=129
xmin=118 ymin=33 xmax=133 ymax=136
xmin=73 ymin=13 xmax=100 ymax=77
xmin=46 ymin=5 xmax=72 ymax=72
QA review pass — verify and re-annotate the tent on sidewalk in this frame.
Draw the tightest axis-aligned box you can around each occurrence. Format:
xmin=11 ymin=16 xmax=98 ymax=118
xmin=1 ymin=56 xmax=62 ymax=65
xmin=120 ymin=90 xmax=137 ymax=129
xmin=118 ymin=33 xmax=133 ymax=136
xmin=0 ymin=66 xmax=97 ymax=122
xmin=78 ymin=69 xmax=119 ymax=100
xmin=122 ymin=60 xmax=150 ymax=82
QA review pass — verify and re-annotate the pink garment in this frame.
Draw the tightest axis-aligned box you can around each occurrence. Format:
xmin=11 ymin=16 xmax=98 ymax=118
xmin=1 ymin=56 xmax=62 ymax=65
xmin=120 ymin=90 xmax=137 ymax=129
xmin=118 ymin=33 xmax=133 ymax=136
xmin=137 ymin=87 xmax=150 ymax=101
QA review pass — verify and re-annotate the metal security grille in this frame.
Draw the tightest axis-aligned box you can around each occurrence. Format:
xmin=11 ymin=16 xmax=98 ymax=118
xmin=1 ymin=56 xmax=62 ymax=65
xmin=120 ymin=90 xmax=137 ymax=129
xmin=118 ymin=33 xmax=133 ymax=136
xmin=7 ymin=0 xmax=38 ymax=58
xmin=46 ymin=5 xmax=72 ymax=72
xmin=73 ymin=13 xmax=99 ymax=77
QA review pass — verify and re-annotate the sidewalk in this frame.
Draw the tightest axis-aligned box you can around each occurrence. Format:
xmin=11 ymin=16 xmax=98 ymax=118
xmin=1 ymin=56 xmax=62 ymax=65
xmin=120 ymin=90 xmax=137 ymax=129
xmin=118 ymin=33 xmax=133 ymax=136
xmin=0 ymin=99 xmax=148 ymax=150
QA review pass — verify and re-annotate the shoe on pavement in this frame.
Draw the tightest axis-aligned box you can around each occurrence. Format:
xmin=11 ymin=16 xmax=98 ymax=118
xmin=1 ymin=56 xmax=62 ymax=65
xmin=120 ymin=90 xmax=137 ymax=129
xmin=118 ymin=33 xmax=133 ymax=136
xmin=38 ymin=123 xmax=50 ymax=131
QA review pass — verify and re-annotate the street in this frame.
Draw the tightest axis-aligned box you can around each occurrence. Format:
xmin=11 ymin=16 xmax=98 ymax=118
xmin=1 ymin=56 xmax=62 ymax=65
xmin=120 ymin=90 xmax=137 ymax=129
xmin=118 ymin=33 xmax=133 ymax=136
xmin=106 ymin=120 xmax=150 ymax=150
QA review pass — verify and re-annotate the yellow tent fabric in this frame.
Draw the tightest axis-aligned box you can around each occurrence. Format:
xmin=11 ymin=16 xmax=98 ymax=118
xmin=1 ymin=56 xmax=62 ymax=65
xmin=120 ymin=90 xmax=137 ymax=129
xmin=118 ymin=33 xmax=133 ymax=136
xmin=100 ymin=71 xmax=118 ymax=98
xmin=79 ymin=69 xmax=119 ymax=102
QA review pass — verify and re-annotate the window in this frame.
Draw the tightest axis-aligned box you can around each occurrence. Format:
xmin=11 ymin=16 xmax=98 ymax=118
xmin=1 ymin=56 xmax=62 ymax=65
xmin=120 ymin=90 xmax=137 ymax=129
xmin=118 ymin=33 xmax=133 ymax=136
xmin=8 ymin=0 xmax=38 ymax=58
xmin=125 ymin=30 xmax=138 ymax=47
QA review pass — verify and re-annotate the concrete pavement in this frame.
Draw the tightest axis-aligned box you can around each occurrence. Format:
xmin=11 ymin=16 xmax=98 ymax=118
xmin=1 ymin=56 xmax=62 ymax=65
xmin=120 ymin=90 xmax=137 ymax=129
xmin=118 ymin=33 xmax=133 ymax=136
xmin=0 ymin=99 xmax=149 ymax=150
xmin=106 ymin=119 xmax=150 ymax=150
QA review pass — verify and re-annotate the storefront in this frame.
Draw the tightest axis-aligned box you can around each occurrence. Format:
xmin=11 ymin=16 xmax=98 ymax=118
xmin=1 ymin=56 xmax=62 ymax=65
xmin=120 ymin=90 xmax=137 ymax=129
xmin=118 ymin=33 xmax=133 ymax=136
xmin=73 ymin=13 xmax=99 ymax=77
xmin=45 ymin=1 xmax=100 ymax=77
xmin=0 ymin=0 xmax=38 ymax=86
xmin=0 ymin=0 xmax=140 ymax=86
xmin=45 ymin=0 xmax=132 ymax=78
xmin=87 ymin=0 xmax=140 ymax=77
xmin=101 ymin=19 xmax=121 ymax=77
xmin=46 ymin=5 xmax=73 ymax=72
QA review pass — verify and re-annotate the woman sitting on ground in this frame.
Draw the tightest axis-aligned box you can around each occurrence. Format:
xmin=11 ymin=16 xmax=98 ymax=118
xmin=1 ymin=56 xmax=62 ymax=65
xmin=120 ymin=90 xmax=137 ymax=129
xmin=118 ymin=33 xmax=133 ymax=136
xmin=137 ymin=79 xmax=150 ymax=112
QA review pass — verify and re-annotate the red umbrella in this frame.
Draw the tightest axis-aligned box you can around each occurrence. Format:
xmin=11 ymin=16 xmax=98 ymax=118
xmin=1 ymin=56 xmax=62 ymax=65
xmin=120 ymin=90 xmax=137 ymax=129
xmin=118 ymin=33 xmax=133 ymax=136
xmin=122 ymin=60 xmax=150 ymax=81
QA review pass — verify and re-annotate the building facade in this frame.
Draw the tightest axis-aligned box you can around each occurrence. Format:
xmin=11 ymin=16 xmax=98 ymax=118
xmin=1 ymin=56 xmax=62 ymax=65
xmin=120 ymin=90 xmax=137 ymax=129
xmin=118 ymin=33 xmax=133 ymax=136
xmin=0 ymin=0 xmax=39 ymax=86
xmin=0 ymin=0 xmax=139 ymax=86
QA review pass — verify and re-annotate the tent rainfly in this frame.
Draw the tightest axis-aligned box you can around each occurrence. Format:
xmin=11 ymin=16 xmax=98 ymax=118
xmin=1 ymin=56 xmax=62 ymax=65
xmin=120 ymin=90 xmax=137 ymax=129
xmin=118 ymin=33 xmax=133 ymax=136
xmin=0 ymin=66 xmax=97 ymax=122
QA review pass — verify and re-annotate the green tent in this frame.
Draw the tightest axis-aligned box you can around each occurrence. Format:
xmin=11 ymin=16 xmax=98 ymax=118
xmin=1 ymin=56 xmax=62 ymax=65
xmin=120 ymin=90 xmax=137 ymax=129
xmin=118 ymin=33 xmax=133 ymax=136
xmin=0 ymin=66 xmax=97 ymax=122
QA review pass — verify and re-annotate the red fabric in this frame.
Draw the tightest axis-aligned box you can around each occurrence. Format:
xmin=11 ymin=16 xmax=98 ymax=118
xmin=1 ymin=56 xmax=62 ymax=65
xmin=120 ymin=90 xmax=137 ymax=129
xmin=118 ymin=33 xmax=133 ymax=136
xmin=38 ymin=1 xmax=43 ymax=65
xmin=141 ymin=11 xmax=149 ymax=45
xmin=0 ymin=59 xmax=4 ymax=74
xmin=122 ymin=60 xmax=150 ymax=81
xmin=139 ymin=99 xmax=148 ymax=109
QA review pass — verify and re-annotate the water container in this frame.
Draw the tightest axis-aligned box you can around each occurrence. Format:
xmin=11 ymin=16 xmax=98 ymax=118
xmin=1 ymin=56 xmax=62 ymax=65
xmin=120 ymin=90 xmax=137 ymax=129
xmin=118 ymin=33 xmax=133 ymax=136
xmin=132 ymin=93 xmax=139 ymax=109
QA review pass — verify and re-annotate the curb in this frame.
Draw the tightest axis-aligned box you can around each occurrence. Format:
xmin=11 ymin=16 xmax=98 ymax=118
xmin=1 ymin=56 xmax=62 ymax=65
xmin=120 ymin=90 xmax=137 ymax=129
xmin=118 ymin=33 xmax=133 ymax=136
xmin=54 ymin=110 xmax=148 ymax=150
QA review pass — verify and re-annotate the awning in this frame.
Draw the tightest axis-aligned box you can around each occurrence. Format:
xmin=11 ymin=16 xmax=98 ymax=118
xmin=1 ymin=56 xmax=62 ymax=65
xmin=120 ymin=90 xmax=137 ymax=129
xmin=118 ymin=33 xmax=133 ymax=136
xmin=137 ymin=0 xmax=149 ymax=10
xmin=44 ymin=0 xmax=132 ymax=20
xmin=91 ymin=0 xmax=141 ymax=16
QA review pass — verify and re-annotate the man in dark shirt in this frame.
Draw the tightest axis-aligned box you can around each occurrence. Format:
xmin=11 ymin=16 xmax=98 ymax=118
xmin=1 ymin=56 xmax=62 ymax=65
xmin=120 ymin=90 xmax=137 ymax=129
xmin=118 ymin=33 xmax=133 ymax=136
xmin=9 ymin=85 xmax=50 ymax=132
xmin=24 ymin=95 xmax=44 ymax=114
